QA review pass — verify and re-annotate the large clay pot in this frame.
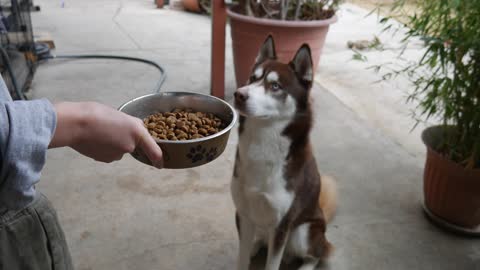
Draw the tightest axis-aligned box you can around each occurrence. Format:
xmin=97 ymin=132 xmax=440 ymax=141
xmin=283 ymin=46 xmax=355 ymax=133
xmin=182 ymin=0 xmax=202 ymax=13
xmin=422 ymin=126 xmax=480 ymax=230
xmin=227 ymin=7 xmax=337 ymax=87
xmin=156 ymin=0 xmax=164 ymax=8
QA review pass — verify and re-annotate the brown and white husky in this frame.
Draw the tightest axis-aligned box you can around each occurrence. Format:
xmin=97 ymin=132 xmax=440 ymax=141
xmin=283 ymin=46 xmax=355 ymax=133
xmin=231 ymin=36 xmax=337 ymax=270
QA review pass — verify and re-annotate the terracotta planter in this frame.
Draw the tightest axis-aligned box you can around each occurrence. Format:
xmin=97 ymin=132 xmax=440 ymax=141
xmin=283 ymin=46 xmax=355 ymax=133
xmin=182 ymin=0 xmax=202 ymax=13
xmin=422 ymin=126 xmax=480 ymax=230
xmin=156 ymin=0 xmax=164 ymax=8
xmin=227 ymin=7 xmax=337 ymax=86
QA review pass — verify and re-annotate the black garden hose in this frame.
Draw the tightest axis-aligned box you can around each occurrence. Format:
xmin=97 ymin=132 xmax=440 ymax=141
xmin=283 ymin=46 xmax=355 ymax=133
xmin=4 ymin=42 xmax=167 ymax=100
xmin=38 ymin=52 xmax=167 ymax=94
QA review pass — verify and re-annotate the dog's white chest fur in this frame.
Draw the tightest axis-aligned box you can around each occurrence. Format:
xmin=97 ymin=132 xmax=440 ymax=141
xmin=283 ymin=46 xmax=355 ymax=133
xmin=232 ymin=118 xmax=294 ymax=228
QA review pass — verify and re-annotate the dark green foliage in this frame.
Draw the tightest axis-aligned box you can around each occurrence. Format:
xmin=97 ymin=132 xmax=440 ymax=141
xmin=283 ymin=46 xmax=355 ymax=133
xmin=380 ymin=0 xmax=480 ymax=169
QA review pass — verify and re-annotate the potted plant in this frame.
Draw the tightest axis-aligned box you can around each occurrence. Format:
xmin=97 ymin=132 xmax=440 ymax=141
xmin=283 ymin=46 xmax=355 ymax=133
xmin=227 ymin=0 xmax=340 ymax=86
xmin=182 ymin=0 xmax=210 ymax=13
xmin=377 ymin=0 xmax=480 ymax=233
xmin=182 ymin=0 xmax=203 ymax=13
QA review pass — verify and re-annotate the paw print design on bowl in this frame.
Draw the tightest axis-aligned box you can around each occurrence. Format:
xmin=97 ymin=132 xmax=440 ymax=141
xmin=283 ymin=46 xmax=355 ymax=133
xmin=206 ymin=147 xmax=218 ymax=162
xmin=187 ymin=145 xmax=207 ymax=163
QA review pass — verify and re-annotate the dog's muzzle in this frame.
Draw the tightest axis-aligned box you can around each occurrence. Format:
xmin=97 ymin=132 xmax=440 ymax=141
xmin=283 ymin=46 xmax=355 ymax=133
xmin=234 ymin=87 xmax=249 ymax=107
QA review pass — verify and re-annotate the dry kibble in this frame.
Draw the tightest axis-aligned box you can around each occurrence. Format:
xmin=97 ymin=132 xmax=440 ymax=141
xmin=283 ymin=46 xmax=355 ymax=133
xmin=166 ymin=116 xmax=175 ymax=125
xmin=174 ymin=129 xmax=183 ymax=135
xmin=147 ymin=123 xmax=156 ymax=129
xmin=177 ymin=133 xmax=188 ymax=140
xmin=180 ymin=125 xmax=189 ymax=133
xmin=177 ymin=121 xmax=185 ymax=127
xmin=198 ymin=128 xmax=208 ymax=136
xmin=143 ymin=109 xmax=226 ymax=141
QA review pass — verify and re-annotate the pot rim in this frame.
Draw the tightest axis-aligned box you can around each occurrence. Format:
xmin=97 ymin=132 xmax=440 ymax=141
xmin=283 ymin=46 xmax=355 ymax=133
xmin=227 ymin=7 xmax=338 ymax=28
xmin=421 ymin=125 xmax=480 ymax=172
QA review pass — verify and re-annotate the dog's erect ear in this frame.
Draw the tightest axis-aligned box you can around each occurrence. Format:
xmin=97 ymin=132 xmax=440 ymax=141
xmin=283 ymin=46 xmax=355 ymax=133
xmin=255 ymin=35 xmax=276 ymax=65
xmin=290 ymin=44 xmax=314 ymax=84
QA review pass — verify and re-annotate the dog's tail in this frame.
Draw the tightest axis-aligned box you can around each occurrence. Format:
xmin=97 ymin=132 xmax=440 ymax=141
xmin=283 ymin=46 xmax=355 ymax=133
xmin=319 ymin=175 xmax=337 ymax=223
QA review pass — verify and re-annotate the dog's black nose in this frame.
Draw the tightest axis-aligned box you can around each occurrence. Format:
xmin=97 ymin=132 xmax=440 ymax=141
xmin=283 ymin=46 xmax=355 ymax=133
xmin=234 ymin=90 xmax=249 ymax=103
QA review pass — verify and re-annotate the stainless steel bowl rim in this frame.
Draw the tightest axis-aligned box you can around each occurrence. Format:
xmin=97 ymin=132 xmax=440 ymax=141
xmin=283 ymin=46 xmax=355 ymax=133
xmin=118 ymin=92 xmax=238 ymax=144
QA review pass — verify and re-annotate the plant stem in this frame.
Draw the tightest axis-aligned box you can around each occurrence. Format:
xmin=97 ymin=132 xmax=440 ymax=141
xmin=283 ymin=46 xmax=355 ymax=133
xmin=294 ymin=0 xmax=303 ymax=20
xmin=280 ymin=0 xmax=288 ymax=20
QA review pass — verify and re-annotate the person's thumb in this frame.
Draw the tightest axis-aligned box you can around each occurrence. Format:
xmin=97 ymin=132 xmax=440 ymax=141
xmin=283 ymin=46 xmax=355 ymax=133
xmin=137 ymin=128 xmax=164 ymax=169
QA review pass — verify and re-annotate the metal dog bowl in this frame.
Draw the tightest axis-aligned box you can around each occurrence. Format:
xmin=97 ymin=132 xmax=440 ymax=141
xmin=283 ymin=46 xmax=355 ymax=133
xmin=118 ymin=92 xmax=238 ymax=169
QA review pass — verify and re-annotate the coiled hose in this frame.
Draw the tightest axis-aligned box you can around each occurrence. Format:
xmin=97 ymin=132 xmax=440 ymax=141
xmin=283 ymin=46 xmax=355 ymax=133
xmin=4 ymin=42 xmax=167 ymax=100
xmin=39 ymin=54 xmax=167 ymax=94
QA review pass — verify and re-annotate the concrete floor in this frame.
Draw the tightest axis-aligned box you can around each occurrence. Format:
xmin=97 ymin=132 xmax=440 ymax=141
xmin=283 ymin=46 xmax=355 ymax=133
xmin=30 ymin=1 xmax=479 ymax=269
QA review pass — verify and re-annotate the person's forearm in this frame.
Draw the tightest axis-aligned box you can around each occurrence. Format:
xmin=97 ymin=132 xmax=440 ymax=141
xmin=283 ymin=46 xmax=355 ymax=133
xmin=49 ymin=102 xmax=89 ymax=148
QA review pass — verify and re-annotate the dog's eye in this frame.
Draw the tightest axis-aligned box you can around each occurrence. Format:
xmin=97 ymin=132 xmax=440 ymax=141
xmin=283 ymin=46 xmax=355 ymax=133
xmin=271 ymin=82 xmax=280 ymax=91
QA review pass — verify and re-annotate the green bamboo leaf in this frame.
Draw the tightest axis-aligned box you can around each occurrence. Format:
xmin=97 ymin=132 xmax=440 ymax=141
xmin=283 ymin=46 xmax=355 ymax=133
xmin=365 ymin=0 xmax=480 ymax=167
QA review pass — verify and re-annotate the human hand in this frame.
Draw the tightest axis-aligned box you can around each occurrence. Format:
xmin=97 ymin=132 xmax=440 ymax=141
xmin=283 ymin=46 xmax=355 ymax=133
xmin=50 ymin=102 xmax=163 ymax=168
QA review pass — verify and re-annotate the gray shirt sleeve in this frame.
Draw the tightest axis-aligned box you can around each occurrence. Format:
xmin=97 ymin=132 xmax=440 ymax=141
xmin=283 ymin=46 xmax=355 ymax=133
xmin=0 ymin=76 xmax=57 ymax=210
